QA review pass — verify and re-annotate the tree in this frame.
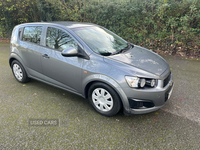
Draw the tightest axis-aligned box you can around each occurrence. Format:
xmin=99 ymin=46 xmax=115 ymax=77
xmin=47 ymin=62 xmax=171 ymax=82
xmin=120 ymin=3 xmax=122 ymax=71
xmin=0 ymin=0 xmax=38 ymax=37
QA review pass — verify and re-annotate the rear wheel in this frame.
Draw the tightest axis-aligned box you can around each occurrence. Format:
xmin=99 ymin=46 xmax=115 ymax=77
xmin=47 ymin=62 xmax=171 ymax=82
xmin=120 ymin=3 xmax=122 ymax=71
xmin=11 ymin=60 xmax=30 ymax=83
xmin=88 ymin=82 xmax=122 ymax=116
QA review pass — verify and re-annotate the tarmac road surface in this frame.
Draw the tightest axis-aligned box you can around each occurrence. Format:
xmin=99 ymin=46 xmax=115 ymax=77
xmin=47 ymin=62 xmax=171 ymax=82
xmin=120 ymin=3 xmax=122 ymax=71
xmin=0 ymin=43 xmax=200 ymax=149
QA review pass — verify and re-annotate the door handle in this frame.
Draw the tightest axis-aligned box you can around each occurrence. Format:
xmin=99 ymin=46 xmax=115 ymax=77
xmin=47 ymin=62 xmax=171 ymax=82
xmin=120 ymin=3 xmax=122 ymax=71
xmin=42 ymin=54 xmax=50 ymax=59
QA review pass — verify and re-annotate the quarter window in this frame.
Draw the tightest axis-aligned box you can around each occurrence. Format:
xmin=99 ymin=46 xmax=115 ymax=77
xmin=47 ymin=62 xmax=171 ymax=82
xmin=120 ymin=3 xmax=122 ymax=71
xmin=46 ymin=27 xmax=78 ymax=51
xmin=22 ymin=26 xmax=42 ymax=44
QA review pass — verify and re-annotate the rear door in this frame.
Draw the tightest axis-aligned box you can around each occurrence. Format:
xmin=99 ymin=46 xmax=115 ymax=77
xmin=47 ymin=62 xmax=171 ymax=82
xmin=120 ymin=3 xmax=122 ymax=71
xmin=20 ymin=26 xmax=44 ymax=79
xmin=40 ymin=26 xmax=83 ymax=93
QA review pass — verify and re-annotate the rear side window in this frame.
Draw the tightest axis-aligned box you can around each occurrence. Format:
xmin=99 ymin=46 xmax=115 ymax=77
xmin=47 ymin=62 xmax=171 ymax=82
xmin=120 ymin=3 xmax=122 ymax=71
xmin=46 ymin=27 xmax=78 ymax=51
xmin=22 ymin=26 xmax=42 ymax=44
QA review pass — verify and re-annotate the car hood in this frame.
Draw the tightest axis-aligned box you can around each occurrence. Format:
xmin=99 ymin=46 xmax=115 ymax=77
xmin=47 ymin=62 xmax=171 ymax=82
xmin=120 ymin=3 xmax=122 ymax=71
xmin=106 ymin=45 xmax=169 ymax=76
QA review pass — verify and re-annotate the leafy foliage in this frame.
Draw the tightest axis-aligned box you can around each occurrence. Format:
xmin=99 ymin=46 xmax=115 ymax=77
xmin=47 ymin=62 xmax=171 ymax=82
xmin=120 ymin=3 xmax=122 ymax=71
xmin=0 ymin=0 xmax=199 ymax=56
xmin=0 ymin=0 xmax=38 ymax=36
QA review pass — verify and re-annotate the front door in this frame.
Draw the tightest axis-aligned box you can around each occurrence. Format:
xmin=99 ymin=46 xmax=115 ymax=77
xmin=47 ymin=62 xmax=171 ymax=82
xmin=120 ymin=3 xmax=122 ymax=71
xmin=41 ymin=26 xmax=83 ymax=93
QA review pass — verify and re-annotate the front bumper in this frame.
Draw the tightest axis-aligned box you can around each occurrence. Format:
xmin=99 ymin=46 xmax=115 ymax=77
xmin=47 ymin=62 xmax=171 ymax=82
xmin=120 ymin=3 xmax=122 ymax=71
xmin=123 ymin=74 xmax=174 ymax=115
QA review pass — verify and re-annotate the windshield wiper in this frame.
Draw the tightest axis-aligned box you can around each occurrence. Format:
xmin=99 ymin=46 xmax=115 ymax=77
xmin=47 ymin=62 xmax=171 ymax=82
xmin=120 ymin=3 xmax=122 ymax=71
xmin=111 ymin=43 xmax=133 ymax=55
xmin=99 ymin=52 xmax=112 ymax=56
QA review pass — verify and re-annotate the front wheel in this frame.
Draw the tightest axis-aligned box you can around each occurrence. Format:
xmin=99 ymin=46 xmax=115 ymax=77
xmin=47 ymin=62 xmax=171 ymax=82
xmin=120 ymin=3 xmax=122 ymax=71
xmin=88 ymin=82 xmax=122 ymax=116
xmin=11 ymin=60 xmax=30 ymax=83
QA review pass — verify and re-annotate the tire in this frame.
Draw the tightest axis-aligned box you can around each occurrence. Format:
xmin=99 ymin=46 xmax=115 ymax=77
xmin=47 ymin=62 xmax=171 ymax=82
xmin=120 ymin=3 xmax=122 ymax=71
xmin=11 ymin=60 xmax=30 ymax=83
xmin=88 ymin=82 xmax=122 ymax=116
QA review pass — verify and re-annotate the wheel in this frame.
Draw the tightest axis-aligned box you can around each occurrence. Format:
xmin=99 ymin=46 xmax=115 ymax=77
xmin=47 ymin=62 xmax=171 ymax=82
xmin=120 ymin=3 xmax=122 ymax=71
xmin=11 ymin=60 xmax=30 ymax=83
xmin=88 ymin=82 xmax=122 ymax=116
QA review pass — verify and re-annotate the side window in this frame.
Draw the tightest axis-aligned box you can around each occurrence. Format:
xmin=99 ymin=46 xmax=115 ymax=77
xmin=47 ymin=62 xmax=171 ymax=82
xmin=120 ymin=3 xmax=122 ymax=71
xmin=22 ymin=26 xmax=42 ymax=44
xmin=46 ymin=27 xmax=78 ymax=51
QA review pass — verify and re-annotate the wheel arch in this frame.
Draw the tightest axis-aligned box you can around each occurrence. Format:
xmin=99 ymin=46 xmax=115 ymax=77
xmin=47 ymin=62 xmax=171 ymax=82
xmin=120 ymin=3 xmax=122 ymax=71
xmin=83 ymin=74 xmax=130 ymax=111
xmin=9 ymin=57 xmax=17 ymax=67
xmin=9 ymin=53 xmax=25 ymax=67
xmin=9 ymin=53 xmax=29 ymax=76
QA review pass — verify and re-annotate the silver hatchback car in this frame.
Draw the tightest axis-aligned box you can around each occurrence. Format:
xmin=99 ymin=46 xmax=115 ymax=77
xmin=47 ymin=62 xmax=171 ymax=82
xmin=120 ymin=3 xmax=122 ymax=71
xmin=9 ymin=22 xmax=174 ymax=116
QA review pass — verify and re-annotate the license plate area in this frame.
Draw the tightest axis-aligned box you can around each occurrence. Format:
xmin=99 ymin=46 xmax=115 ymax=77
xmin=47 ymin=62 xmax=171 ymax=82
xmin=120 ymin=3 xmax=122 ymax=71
xmin=165 ymin=82 xmax=174 ymax=101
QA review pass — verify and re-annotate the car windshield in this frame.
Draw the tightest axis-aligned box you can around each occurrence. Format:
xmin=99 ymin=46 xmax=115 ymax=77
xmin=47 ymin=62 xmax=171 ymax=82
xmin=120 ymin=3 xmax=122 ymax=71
xmin=72 ymin=26 xmax=128 ymax=56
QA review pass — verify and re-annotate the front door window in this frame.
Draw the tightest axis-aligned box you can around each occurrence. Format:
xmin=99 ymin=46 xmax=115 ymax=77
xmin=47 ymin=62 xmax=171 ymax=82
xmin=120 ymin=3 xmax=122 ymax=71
xmin=46 ymin=27 xmax=78 ymax=51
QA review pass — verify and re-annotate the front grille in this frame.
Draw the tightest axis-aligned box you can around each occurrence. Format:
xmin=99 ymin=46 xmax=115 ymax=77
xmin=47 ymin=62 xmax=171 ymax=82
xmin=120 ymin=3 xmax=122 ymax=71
xmin=163 ymin=73 xmax=171 ymax=87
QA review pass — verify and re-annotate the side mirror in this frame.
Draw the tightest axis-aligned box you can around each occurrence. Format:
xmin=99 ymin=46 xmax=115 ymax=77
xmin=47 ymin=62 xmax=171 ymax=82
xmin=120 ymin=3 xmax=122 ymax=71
xmin=61 ymin=47 xmax=78 ymax=57
xmin=61 ymin=46 xmax=90 ymax=60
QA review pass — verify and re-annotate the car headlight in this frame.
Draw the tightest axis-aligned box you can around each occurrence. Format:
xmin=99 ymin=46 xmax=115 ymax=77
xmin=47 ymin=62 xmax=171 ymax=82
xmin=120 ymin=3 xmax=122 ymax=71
xmin=125 ymin=76 xmax=140 ymax=88
xmin=146 ymin=79 xmax=156 ymax=87
xmin=139 ymin=78 xmax=146 ymax=87
xmin=125 ymin=76 xmax=156 ymax=88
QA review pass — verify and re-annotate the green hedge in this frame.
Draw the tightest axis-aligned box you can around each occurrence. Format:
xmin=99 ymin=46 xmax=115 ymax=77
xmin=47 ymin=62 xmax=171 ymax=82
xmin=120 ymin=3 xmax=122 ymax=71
xmin=82 ymin=0 xmax=200 ymax=53
xmin=1 ymin=0 xmax=200 ymax=55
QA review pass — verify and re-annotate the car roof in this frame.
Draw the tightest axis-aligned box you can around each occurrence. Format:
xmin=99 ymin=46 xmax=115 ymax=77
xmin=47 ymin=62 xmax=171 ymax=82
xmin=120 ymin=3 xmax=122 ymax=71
xmin=19 ymin=21 xmax=97 ymax=29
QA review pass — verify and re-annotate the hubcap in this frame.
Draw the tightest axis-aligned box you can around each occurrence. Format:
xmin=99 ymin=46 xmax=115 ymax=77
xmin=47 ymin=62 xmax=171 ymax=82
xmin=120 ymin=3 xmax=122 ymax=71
xmin=92 ymin=88 xmax=113 ymax=112
xmin=13 ymin=64 xmax=23 ymax=81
